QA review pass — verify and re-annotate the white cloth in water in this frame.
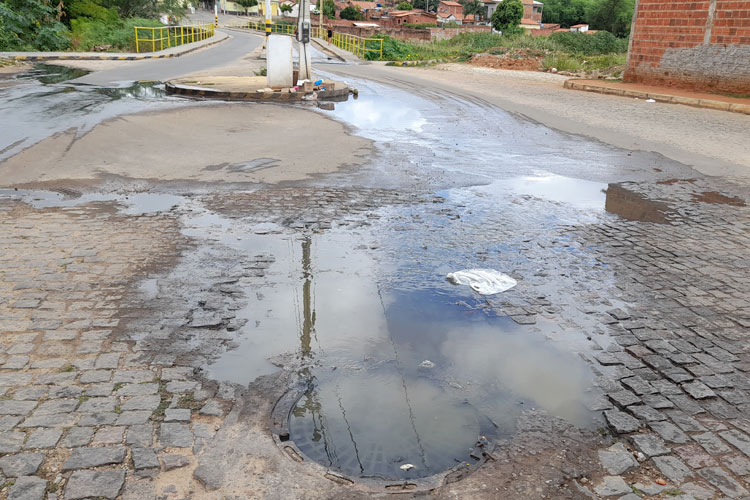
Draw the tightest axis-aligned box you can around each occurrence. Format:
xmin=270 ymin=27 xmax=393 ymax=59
xmin=446 ymin=269 xmax=517 ymax=295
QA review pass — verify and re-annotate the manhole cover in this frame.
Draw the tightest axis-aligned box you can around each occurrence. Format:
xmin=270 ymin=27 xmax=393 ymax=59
xmin=288 ymin=369 xmax=484 ymax=480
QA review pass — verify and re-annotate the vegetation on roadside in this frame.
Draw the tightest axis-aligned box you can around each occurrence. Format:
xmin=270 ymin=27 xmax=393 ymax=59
xmin=542 ymin=0 xmax=634 ymax=37
xmin=0 ymin=0 xmax=186 ymax=51
xmin=371 ymin=30 xmax=626 ymax=61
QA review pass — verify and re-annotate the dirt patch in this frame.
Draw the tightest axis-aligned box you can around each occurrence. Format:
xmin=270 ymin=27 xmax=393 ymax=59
xmin=470 ymin=49 xmax=543 ymax=72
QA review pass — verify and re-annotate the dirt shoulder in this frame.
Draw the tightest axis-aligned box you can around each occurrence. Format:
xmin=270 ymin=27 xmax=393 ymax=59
xmin=0 ymin=103 xmax=372 ymax=187
xmin=323 ymin=62 xmax=750 ymax=181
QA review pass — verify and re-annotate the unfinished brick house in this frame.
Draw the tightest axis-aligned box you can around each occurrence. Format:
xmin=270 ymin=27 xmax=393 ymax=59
xmin=624 ymin=0 xmax=750 ymax=93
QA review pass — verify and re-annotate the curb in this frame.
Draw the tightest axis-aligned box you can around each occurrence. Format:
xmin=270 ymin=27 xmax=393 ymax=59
xmin=564 ymin=79 xmax=750 ymax=115
xmin=164 ymin=81 xmax=351 ymax=102
xmin=1 ymin=32 xmax=229 ymax=62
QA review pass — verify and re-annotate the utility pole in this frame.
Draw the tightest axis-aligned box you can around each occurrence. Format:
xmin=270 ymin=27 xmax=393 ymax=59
xmin=297 ymin=0 xmax=312 ymax=80
xmin=265 ymin=0 xmax=272 ymax=38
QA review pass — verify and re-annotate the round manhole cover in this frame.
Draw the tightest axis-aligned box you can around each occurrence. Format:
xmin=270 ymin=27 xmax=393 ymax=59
xmin=288 ymin=370 xmax=483 ymax=480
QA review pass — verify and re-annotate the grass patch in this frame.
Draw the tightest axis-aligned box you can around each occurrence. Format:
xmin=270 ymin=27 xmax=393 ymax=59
xmin=369 ymin=31 xmax=628 ymax=65
xmin=541 ymin=52 xmax=626 ymax=75
xmin=60 ymin=365 xmax=75 ymax=372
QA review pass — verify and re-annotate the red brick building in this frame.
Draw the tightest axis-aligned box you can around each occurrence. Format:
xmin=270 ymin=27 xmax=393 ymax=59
xmin=437 ymin=0 xmax=463 ymax=17
xmin=624 ymin=0 xmax=750 ymax=93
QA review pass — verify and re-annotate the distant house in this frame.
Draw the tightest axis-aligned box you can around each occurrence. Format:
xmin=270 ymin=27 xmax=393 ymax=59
xmin=437 ymin=0 xmax=463 ymax=17
xmin=484 ymin=0 xmax=542 ymax=26
xmin=570 ymin=23 xmax=588 ymax=32
xmin=385 ymin=9 xmax=437 ymax=25
xmin=436 ymin=11 xmax=459 ymax=24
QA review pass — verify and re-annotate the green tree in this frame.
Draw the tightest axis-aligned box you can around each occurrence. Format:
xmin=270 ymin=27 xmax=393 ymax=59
xmin=586 ymin=0 xmax=633 ymax=36
xmin=490 ymin=0 xmax=522 ymax=32
xmin=541 ymin=0 xmax=590 ymax=27
xmin=320 ymin=0 xmax=335 ymax=18
xmin=102 ymin=0 xmax=158 ymax=18
xmin=0 ymin=0 xmax=71 ymax=50
xmin=339 ymin=4 xmax=362 ymax=19
xmin=461 ymin=0 xmax=483 ymax=20
xmin=279 ymin=2 xmax=292 ymax=13
xmin=410 ymin=0 xmax=438 ymax=12
xmin=236 ymin=0 xmax=258 ymax=14
xmin=397 ymin=1 xmax=412 ymax=9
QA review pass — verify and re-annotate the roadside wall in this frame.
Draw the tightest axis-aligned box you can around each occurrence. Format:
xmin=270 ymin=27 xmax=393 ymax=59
xmin=624 ymin=0 xmax=750 ymax=93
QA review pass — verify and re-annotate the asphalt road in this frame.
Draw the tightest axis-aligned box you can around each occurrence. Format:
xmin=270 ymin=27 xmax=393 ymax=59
xmin=72 ymin=29 xmax=264 ymax=86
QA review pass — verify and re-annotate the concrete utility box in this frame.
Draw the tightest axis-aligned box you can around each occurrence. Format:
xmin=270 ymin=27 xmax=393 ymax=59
xmin=266 ymin=34 xmax=293 ymax=89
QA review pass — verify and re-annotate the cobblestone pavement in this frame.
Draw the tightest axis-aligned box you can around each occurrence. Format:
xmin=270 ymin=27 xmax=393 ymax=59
xmin=1 ymin=175 xmax=750 ymax=500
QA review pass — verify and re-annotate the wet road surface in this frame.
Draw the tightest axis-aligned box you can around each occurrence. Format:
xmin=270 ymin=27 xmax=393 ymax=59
xmin=0 ymin=54 xmax=749 ymax=500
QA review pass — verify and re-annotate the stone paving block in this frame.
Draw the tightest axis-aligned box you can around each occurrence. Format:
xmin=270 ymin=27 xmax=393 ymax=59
xmin=631 ymin=481 xmax=668 ymax=496
xmin=164 ymin=408 xmax=191 ymax=422
xmin=650 ymin=421 xmax=691 ymax=443
xmin=48 ymin=386 xmax=82 ymax=399
xmin=159 ymin=423 xmax=193 ymax=448
xmin=34 ymin=399 xmax=77 ymax=415
xmin=0 ymin=432 xmax=26 ymax=453
xmin=65 ymin=469 xmax=125 ymax=500
xmin=722 ymin=454 xmax=750 ymax=476
xmin=121 ymin=395 xmax=160 ymax=411
xmin=652 ymin=455 xmax=693 ymax=483
xmin=593 ymin=475 xmax=631 ymax=497
xmin=666 ymin=410 xmax=707 ymax=432
xmin=12 ymin=388 xmax=46 ymax=401
xmin=132 ymin=447 xmax=160 ymax=470
xmin=33 ymin=373 xmax=75 ymax=385
xmin=668 ymin=394 xmax=706 ymax=415
xmin=609 ymin=390 xmax=641 ymax=408
xmin=77 ymin=396 xmax=116 ymax=413
xmin=77 ymin=412 xmax=117 ymax=426
xmin=116 ymin=383 xmax=158 ymax=396
xmin=94 ymin=353 xmax=121 ymax=369
xmin=8 ymin=475 xmax=47 ymax=500
xmin=683 ymin=381 xmax=717 ymax=400
xmin=628 ymin=405 xmax=666 ymax=422
xmin=673 ymin=444 xmax=719 ymax=469
xmin=160 ymin=454 xmax=190 ymax=471
xmin=720 ymin=430 xmax=750 ymax=458
xmin=679 ymin=481 xmax=716 ymax=500
xmin=112 ymin=370 xmax=154 ymax=384
xmin=62 ymin=446 xmax=126 ymax=470
xmin=0 ymin=452 xmax=44 ymax=477
xmin=165 ymin=380 xmax=198 ymax=393
xmin=697 ymin=467 xmax=749 ymax=498
xmin=631 ymin=433 xmax=670 ymax=457
xmin=83 ymin=383 xmax=113 ymax=397
xmin=19 ymin=412 xmax=78 ymax=428
xmin=126 ymin=424 xmax=153 ymax=447
xmin=598 ymin=442 xmax=639 ymax=475
xmin=79 ymin=370 xmax=112 ymax=384
xmin=622 ymin=376 xmax=655 ymax=395
xmin=92 ymin=426 xmax=125 ymax=445
xmin=116 ymin=411 xmax=151 ymax=426
xmin=60 ymin=427 xmax=94 ymax=448
xmin=0 ymin=401 xmax=37 ymax=415
xmin=24 ymin=428 xmax=62 ymax=449
xmin=694 ymin=432 xmax=732 ymax=454
xmin=3 ymin=355 xmax=29 ymax=370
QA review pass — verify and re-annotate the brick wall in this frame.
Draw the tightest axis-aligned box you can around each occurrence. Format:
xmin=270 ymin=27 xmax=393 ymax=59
xmin=624 ymin=0 xmax=750 ymax=93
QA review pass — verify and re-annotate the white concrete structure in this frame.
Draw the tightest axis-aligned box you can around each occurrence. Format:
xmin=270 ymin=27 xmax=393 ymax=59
xmin=266 ymin=34 xmax=293 ymax=88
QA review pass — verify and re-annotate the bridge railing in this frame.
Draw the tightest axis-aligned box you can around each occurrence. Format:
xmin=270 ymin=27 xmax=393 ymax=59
xmin=134 ymin=24 xmax=215 ymax=53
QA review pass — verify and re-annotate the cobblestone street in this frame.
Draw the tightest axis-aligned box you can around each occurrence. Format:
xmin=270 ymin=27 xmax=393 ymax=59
xmin=1 ymin=61 xmax=749 ymax=500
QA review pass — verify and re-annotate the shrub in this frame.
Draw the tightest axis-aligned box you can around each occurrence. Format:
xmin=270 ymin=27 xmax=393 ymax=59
xmin=491 ymin=0 xmax=522 ymax=33
xmin=70 ymin=16 xmax=161 ymax=51
xmin=397 ymin=1 xmax=412 ymax=9
xmin=340 ymin=5 xmax=363 ymax=20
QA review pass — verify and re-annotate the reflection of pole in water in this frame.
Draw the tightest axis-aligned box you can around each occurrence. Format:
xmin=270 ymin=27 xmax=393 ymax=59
xmin=301 ymin=236 xmax=315 ymax=358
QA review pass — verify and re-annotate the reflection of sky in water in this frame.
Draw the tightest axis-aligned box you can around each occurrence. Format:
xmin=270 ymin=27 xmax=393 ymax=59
xmin=331 ymin=97 xmax=427 ymax=136
xmin=0 ymin=189 xmax=183 ymax=215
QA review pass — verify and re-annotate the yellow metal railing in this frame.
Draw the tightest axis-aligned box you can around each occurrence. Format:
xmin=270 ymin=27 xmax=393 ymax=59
xmin=328 ymin=31 xmax=383 ymax=60
xmin=134 ymin=24 xmax=215 ymax=53
xmin=235 ymin=20 xmax=296 ymax=35
xmin=236 ymin=22 xmax=383 ymax=60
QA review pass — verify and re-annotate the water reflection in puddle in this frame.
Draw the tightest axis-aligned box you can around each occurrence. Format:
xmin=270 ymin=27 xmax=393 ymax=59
xmin=183 ymin=210 xmax=602 ymax=480
xmin=0 ymin=189 xmax=183 ymax=215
